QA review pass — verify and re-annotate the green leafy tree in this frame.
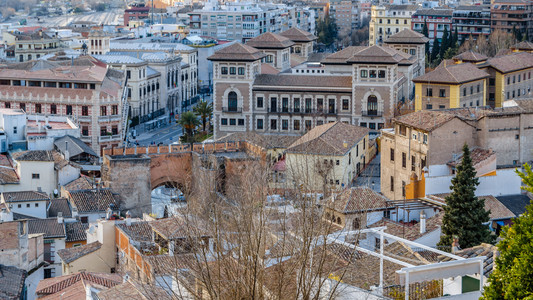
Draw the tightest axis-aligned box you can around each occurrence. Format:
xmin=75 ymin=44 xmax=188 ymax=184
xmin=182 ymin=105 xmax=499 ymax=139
xmin=193 ymin=101 xmax=213 ymax=132
xmin=437 ymin=144 xmax=495 ymax=249
xmin=481 ymin=164 xmax=533 ymax=299
xmin=178 ymin=111 xmax=200 ymax=143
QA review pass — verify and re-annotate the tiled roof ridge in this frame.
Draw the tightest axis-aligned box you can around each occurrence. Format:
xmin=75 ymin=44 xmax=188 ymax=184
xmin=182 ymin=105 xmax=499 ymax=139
xmin=37 ymin=271 xmax=119 ymax=295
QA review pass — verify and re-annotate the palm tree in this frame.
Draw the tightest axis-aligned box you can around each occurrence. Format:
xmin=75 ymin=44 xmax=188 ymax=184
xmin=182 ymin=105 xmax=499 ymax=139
xmin=178 ymin=111 xmax=200 ymax=142
xmin=193 ymin=101 xmax=213 ymax=132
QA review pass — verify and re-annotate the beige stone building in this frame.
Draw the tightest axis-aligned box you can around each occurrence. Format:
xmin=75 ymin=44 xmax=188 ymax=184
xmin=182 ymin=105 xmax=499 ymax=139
xmin=4 ymin=30 xmax=61 ymax=62
xmin=381 ymin=101 xmax=533 ymax=200
xmin=209 ymin=29 xmax=426 ymax=139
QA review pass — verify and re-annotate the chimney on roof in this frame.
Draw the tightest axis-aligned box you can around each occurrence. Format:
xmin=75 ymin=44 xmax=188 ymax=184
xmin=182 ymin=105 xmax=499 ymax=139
xmin=106 ymin=207 xmax=112 ymax=220
xmin=125 ymin=211 xmax=131 ymax=226
xmin=57 ymin=211 xmax=63 ymax=224
xmin=0 ymin=207 xmax=12 ymax=222
xmin=65 ymin=141 xmax=70 ymax=161
xmin=419 ymin=210 xmax=426 ymax=234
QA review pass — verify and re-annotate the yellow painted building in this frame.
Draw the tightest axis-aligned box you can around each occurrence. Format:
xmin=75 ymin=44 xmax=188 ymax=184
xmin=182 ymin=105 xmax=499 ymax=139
xmin=413 ymin=62 xmax=489 ymax=111
xmin=369 ymin=4 xmax=418 ymax=45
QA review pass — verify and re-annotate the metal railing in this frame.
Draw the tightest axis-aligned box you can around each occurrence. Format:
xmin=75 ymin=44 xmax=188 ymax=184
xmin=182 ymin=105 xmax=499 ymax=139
xmin=222 ymin=107 xmax=243 ymax=113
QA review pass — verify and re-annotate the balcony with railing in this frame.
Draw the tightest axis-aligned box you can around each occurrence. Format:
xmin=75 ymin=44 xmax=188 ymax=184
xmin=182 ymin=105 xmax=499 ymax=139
xmin=99 ymin=134 xmax=122 ymax=142
xmin=222 ymin=106 xmax=243 ymax=113
xmin=268 ymin=107 xmax=338 ymax=115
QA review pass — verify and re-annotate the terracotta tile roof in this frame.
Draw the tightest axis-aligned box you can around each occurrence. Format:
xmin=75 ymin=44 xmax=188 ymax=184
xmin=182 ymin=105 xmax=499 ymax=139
xmin=57 ymin=241 xmax=102 ymax=263
xmin=0 ymin=155 xmax=18 ymax=184
xmin=64 ymin=176 xmax=94 ymax=191
xmin=413 ymin=62 xmax=489 ymax=84
xmin=370 ymin=212 xmax=443 ymax=241
xmin=207 ymin=43 xmax=266 ymax=61
xmin=439 ymin=243 xmax=498 ymax=276
xmin=287 ymin=122 xmax=369 ymax=156
xmin=28 ymin=218 xmax=66 ymax=238
xmin=512 ymin=40 xmax=533 ymax=51
xmin=413 ymin=8 xmax=454 ymax=17
xmin=97 ymin=280 xmax=168 ymax=300
xmin=2 ymin=191 xmax=49 ymax=202
xmin=347 ymin=45 xmax=414 ymax=65
xmin=394 ymin=110 xmax=465 ymax=132
xmin=65 ymin=222 xmax=89 ymax=242
xmin=1 ymin=57 xmax=108 ymax=82
xmin=321 ymin=46 xmax=366 ymax=64
xmin=453 ymin=50 xmax=488 ymax=63
xmin=384 ymin=28 xmax=429 ymax=44
xmin=496 ymin=194 xmax=532 ymax=216
xmin=0 ymin=264 xmax=26 ymax=300
xmin=447 ymin=148 xmax=495 ymax=168
xmin=246 ymin=32 xmax=294 ymax=49
xmin=485 ymin=52 xmax=533 ymax=73
xmin=260 ymin=63 xmax=280 ymax=75
xmin=216 ymin=131 xmax=299 ymax=149
xmin=47 ymin=198 xmax=72 ymax=218
xmin=36 ymin=271 xmax=122 ymax=298
xmin=11 ymin=150 xmax=54 ymax=162
xmin=144 ymin=254 xmax=195 ymax=275
xmin=116 ymin=221 xmax=153 ymax=242
xmin=150 ymin=216 xmax=209 ymax=240
xmin=253 ymin=74 xmax=352 ymax=90
xmin=428 ymin=193 xmax=515 ymax=220
xmin=327 ymin=187 xmax=393 ymax=213
xmin=67 ymin=188 xmax=121 ymax=213
xmin=279 ymin=27 xmax=317 ymax=42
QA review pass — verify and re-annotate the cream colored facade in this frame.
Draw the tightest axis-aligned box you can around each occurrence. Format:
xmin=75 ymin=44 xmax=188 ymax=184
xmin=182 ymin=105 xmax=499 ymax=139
xmin=369 ymin=5 xmax=418 ymax=46
xmin=284 ymin=135 xmax=372 ymax=192
xmin=62 ymin=219 xmax=117 ymax=275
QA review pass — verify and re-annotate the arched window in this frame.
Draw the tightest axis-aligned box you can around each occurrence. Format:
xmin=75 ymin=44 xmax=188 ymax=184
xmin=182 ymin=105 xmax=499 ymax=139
xmin=367 ymin=96 xmax=378 ymax=116
xmin=228 ymin=92 xmax=238 ymax=112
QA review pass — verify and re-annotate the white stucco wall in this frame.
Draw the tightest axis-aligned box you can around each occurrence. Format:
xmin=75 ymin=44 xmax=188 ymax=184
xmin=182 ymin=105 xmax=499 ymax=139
xmin=8 ymin=200 xmax=47 ymax=219
xmin=16 ymin=161 xmax=56 ymax=195
xmin=425 ymin=168 xmax=521 ymax=197
xmin=57 ymin=165 xmax=80 ymax=187
xmin=25 ymin=265 xmax=45 ymax=300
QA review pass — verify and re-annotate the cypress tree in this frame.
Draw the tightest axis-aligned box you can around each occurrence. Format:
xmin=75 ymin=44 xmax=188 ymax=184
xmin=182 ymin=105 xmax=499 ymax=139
xmin=430 ymin=39 xmax=440 ymax=63
xmin=440 ymin=26 xmax=449 ymax=58
xmin=422 ymin=20 xmax=430 ymax=55
xmin=438 ymin=144 xmax=495 ymax=250
xmin=453 ymin=27 xmax=459 ymax=47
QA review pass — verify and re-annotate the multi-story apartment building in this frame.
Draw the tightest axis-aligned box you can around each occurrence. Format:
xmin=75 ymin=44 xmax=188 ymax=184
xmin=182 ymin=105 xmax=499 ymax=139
xmin=369 ymin=4 xmax=419 ymax=45
xmin=93 ymin=55 xmax=164 ymax=125
xmin=4 ymin=30 xmax=61 ymax=62
xmin=123 ymin=3 xmax=150 ymax=27
xmin=109 ymin=41 xmax=196 ymax=114
xmin=188 ymin=2 xmax=314 ymax=42
xmin=209 ymin=29 xmax=425 ymax=138
xmin=452 ymin=5 xmax=491 ymax=42
xmin=330 ymin=0 xmax=360 ymax=37
xmin=0 ymin=56 xmax=127 ymax=154
xmin=414 ymin=62 xmax=489 ymax=110
xmin=478 ymin=51 xmax=533 ymax=107
xmin=491 ymin=0 xmax=533 ymax=40
xmin=411 ymin=8 xmax=453 ymax=48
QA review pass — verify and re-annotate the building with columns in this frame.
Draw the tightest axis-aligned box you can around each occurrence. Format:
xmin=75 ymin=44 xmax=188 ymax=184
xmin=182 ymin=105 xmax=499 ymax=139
xmin=209 ymin=29 xmax=426 ymax=139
